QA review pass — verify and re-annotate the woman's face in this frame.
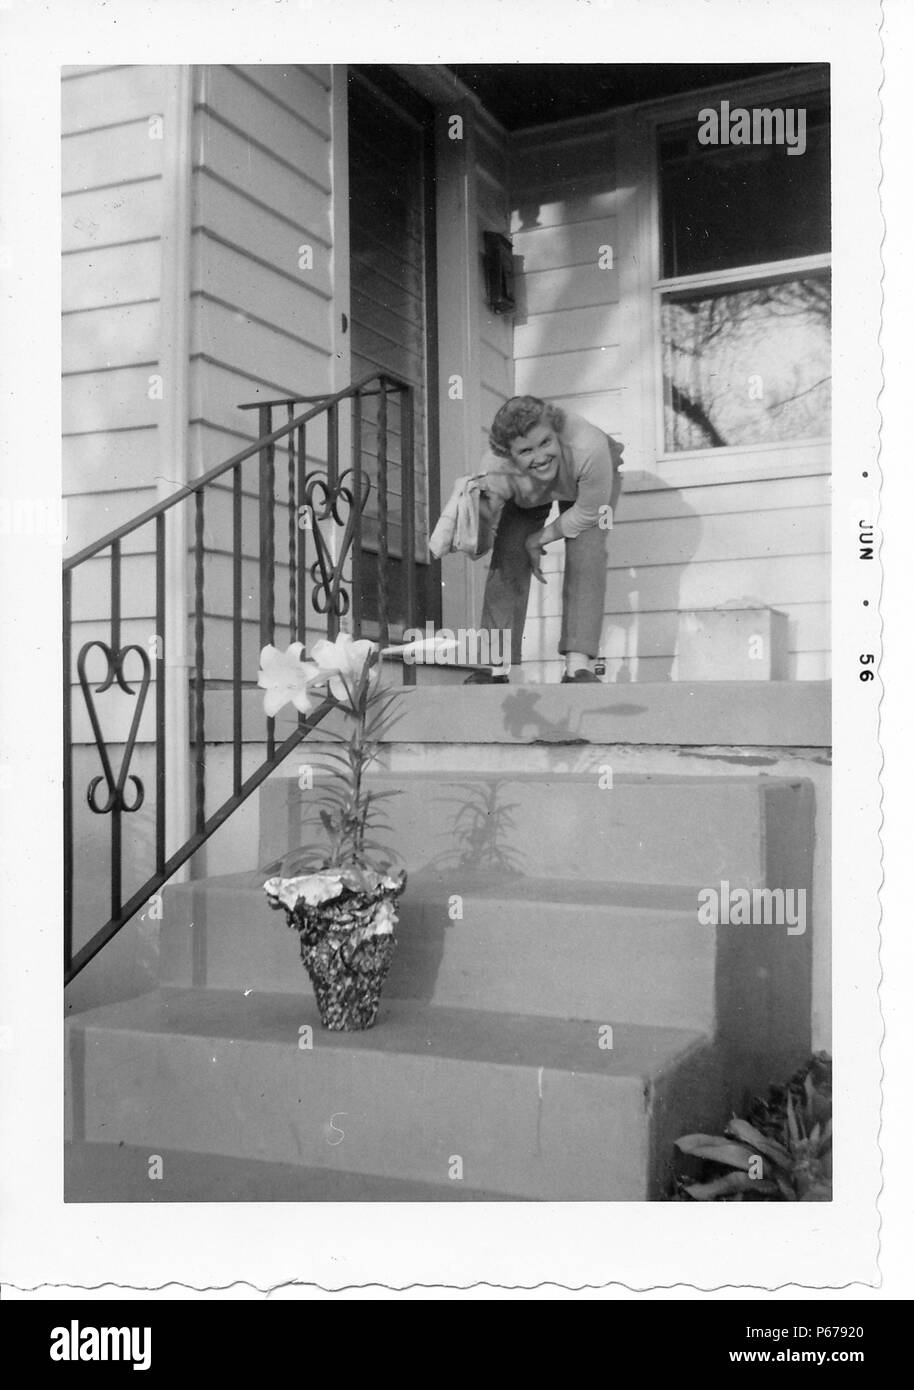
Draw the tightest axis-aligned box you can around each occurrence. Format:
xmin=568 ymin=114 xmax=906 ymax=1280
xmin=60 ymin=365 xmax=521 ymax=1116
xmin=508 ymin=420 xmax=561 ymax=484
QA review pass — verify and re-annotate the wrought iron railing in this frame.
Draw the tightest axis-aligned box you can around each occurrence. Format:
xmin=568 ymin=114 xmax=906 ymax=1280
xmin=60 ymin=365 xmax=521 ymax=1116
xmin=63 ymin=371 xmax=418 ymax=984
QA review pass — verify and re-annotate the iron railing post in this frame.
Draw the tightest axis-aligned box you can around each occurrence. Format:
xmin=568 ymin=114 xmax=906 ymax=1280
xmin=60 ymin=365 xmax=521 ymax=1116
xmin=351 ymin=391 xmax=363 ymax=637
xmin=401 ymin=383 xmax=417 ymax=685
xmin=327 ymin=400 xmax=340 ymax=640
xmin=232 ymin=467 xmax=243 ymax=795
xmin=258 ymin=403 xmax=276 ymax=759
xmin=377 ymin=379 xmax=390 ymax=648
xmin=193 ymin=492 xmax=206 ymax=835
xmin=109 ymin=540 xmax=122 ymax=920
xmin=155 ymin=513 xmax=166 ymax=872
xmin=63 ymin=568 xmax=73 ymax=974
xmin=296 ymin=421 xmax=307 ymax=672
xmin=258 ymin=403 xmax=275 ymax=649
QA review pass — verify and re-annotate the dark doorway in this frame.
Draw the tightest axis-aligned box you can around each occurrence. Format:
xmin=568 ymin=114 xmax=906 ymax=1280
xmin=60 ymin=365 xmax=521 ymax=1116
xmin=348 ymin=65 xmax=441 ymax=633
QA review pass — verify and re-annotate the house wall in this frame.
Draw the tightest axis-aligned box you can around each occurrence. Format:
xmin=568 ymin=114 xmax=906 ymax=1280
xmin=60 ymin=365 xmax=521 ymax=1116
xmin=62 ymin=63 xmax=340 ymax=739
xmin=190 ymin=64 xmax=337 ymax=670
xmin=510 ymin=109 xmax=831 ymax=682
xmin=464 ymin=106 xmax=516 ymax=629
xmin=62 ymin=65 xmax=171 ymax=699
xmin=474 ymin=116 xmax=515 ymax=447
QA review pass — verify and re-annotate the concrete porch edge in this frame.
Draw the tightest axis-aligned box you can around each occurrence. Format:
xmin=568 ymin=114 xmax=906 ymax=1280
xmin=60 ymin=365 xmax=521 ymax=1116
xmin=265 ymin=680 xmax=832 ymax=748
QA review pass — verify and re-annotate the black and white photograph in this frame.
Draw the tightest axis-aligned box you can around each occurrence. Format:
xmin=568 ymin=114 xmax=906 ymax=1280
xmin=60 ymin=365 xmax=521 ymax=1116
xmin=0 ymin=0 xmax=899 ymax=1301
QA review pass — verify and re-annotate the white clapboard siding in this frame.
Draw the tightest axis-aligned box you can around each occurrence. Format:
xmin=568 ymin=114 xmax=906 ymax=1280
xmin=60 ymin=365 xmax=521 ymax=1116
xmin=193 ymin=174 xmax=333 ymax=306
xmin=61 ymin=66 xmax=167 ymax=134
xmin=63 ymin=366 xmax=163 ymax=436
xmin=63 ymin=181 xmax=163 ymax=254
xmin=511 ymin=187 xmax=629 ymax=233
xmin=516 ymin=345 xmax=621 ymax=399
xmin=616 ymin=473 xmax=831 ymax=524
xmin=63 ymin=302 xmax=160 ymax=373
xmin=537 ymin=602 xmax=831 ymax=660
xmin=512 ymin=216 xmax=617 ymax=274
xmin=191 ymin=233 xmax=331 ymax=340
xmin=514 ymin=303 xmax=621 ymax=360
xmin=64 ymin=490 xmax=159 ymax=560
xmin=476 ymin=112 xmax=514 ymax=420
xmin=190 ymin=66 xmax=336 ymax=633
xmin=233 ymin=64 xmax=333 ymax=138
xmin=62 ymin=120 xmax=164 ymax=195
xmin=199 ymin=66 xmax=332 ymax=176
xmin=607 ymin=506 xmax=831 ymax=570
xmin=191 ymin=299 xmax=332 ymax=399
xmin=65 ymin=426 xmax=161 ymax=496
xmin=70 ymin=616 xmax=169 ymax=657
xmin=519 ymin=261 xmax=620 ymax=316
xmin=182 ymin=615 xmax=264 ymax=683
xmin=547 ymin=391 xmax=624 ymax=435
xmin=193 ymin=110 xmax=332 ymax=241
xmin=188 ymin=423 xmax=330 ymax=484
xmin=69 ymin=553 xmax=159 ymax=623
xmin=190 ymin=360 xmax=331 ymax=448
xmin=534 ymin=553 xmax=830 ymax=620
xmin=62 ymin=242 xmax=161 ymax=313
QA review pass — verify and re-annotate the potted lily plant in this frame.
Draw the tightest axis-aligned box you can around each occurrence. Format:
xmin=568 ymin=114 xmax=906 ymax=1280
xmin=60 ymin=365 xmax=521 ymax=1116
xmin=257 ymin=631 xmax=454 ymax=1030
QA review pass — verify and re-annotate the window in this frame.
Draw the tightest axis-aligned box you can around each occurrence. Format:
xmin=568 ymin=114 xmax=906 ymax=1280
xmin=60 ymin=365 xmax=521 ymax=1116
xmin=657 ymin=93 xmax=830 ymax=453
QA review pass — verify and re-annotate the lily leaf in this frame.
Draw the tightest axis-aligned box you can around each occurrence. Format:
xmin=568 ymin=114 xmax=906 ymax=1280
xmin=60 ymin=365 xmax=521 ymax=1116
xmin=674 ymin=1135 xmax=757 ymax=1170
xmin=726 ymin=1118 xmax=792 ymax=1169
xmin=786 ymin=1091 xmax=801 ymax=1145
xmin=683 ymin=1172 xmax=780 ymax=1201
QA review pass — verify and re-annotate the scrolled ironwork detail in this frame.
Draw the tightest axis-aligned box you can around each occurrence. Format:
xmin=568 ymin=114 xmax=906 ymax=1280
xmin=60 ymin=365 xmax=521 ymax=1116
xmin=77 ymin=641 xmax=151 ymax=815
xmin=302 ymin=467 xmax=371 ymax=618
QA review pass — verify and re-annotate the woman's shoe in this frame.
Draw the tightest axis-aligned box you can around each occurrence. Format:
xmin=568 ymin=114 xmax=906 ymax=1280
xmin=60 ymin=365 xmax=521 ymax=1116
xmin=560 ymin=669 xmax=600 ymax=683
xmin=464 ymin=670 xmax=510 ymax=684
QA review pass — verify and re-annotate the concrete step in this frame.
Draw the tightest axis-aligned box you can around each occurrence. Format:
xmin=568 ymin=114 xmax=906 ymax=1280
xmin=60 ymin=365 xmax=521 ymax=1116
xmin=264 ymin=679 xmax=831 ymax=747
xmin=65 ymin=987 xmax=718 ymax=1200
xmin=259 ymin=769 xmax=813 ymax=889
xmin=64 ymin=1141 xmax=518 ymax=1202
xmin=202 ymin=660 xmax=486 ymax=740
xmin=160 ymin=870 xmax=718 ymax=1029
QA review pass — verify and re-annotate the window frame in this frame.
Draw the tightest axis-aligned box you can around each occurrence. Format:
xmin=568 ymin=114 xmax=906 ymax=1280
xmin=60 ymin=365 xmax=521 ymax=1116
xmin=619 ymin=67 xmax=831 ymax=477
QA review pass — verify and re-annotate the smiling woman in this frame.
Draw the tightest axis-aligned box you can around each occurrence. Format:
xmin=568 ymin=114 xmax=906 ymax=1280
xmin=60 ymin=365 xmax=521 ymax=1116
xmin=433 ymin=395 xmax=624 ymax=683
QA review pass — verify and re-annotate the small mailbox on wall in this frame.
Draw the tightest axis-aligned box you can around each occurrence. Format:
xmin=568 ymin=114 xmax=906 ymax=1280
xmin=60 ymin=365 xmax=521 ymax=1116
xmin=483 ymin=231 xmax=516 ymax=315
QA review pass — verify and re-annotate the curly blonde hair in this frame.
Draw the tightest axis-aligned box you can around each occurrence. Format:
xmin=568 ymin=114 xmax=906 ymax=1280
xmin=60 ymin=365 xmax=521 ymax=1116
xmin=488 ymin=396 xmax=566 ymax=458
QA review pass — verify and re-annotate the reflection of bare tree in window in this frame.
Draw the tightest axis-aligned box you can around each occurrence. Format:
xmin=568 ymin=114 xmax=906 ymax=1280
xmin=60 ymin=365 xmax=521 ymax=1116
xmin=662 ymin=274 xmax=831 ymax=451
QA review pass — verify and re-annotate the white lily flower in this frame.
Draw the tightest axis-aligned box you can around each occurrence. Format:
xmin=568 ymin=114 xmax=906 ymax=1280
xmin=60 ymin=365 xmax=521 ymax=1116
xmin=257 ymin=643 xmax=322 ymax=717
xmin=310 ymin=633 xmax=380 ymax=705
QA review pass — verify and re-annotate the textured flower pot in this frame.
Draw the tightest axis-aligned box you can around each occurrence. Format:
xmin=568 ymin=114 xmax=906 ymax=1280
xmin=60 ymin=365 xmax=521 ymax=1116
xmin=265 ymin=868 xmax=406 ymax=1031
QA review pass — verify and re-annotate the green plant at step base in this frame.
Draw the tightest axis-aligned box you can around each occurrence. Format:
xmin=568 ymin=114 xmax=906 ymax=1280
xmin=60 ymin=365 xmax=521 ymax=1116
xmin=673 ymin=1052 xmax=833 ymax=1201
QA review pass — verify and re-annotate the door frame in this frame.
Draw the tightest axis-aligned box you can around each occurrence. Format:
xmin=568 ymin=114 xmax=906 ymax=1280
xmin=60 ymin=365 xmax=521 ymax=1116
xmin=337 ymin=63 xmax=443 ymax=635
